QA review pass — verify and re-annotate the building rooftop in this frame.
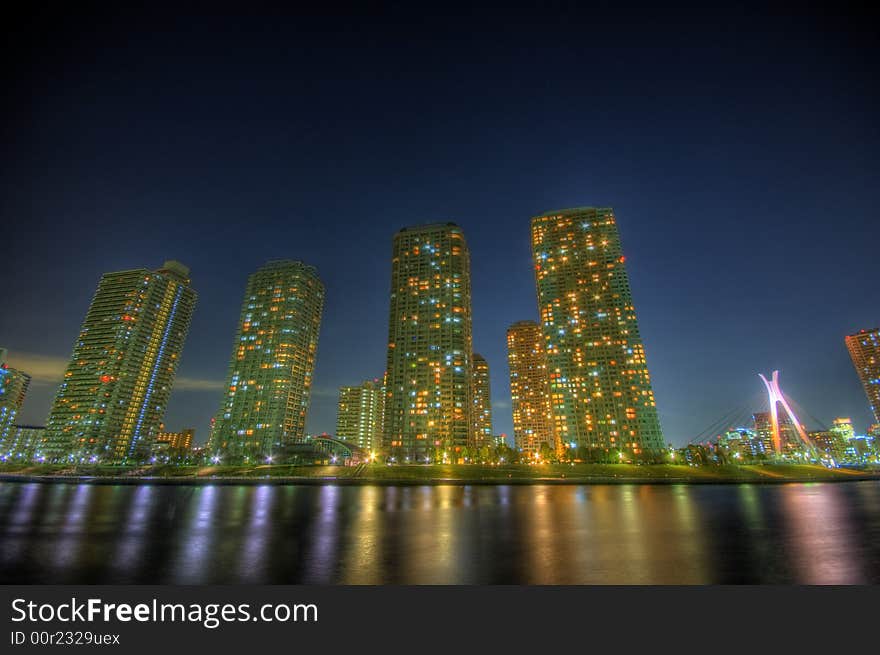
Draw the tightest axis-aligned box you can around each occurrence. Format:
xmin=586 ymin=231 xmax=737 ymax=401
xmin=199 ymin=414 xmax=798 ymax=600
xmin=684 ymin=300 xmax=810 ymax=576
xmin=531 ymin=206 xmax=613 ymax=218
xmin=397 ymin=222 xmax=461 ymax=233
xmin=159 ymin=260 xmax=190 ymax=279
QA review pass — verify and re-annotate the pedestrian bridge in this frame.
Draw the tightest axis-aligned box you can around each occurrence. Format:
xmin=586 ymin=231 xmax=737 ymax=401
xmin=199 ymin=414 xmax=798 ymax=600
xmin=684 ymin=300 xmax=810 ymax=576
xmin=307 ymin=435 xmax=368 ymax=464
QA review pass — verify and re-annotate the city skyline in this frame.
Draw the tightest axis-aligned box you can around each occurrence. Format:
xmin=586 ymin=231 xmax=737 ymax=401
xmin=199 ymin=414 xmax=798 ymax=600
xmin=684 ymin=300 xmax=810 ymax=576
xmin=3 ymin=6 xmax=877 ymax=445
xmin=2 ymin=212 xmax=878 ymax=452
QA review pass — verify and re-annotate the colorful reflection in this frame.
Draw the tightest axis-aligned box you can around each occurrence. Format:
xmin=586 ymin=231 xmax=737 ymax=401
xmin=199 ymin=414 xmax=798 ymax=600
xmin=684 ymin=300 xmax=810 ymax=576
xmin=0 ymin=481 xmax=878 ymax=584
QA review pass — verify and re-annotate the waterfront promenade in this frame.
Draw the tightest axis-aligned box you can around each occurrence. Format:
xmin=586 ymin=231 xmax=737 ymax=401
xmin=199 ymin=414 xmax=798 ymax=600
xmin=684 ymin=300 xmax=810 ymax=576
xmin=0 ymin=462 xmax=877 ymax=486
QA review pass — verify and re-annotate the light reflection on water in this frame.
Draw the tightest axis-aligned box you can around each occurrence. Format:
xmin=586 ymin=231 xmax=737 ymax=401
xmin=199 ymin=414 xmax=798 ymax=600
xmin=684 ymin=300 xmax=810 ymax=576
xmin=778 ymin=484 xmax=865 ymax=584
xmin=112 ymin=485 xmax=155 ymax=579
xmin=239 ymin=485 xmax=274 ymax=582
xmin=175 ymin=485 xmax=218 ymax=584
xmin=1 ymin=481 xmax=879 ymax=584
xmin=52 ymin=484 xmax=92 ymax=572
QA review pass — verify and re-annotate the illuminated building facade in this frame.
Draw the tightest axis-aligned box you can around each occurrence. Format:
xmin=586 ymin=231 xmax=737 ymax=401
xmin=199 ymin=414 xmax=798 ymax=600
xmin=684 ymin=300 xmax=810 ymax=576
xmin=44 ymin=261 xmax=196 ymax=463
xmin=530 ymin=207 xmax=664 ymax=456
xmin=753 ymin=411 xmax=797 ymax=455
xmin=7 ymin=425 xmax=45 ymax=461
xmin=471 ymin=353 xmax=493 ymax=449
xmin=0 ymin=349 xmax=31 ymax=457
xmin=753 ymin=412 xmax=773 ymax=454
xmin=156 ymin=427 xmax=194 ymax=450
xmin=845 ymin=328 xmax=880 ymax=425
xmin=506 ymin=320 xmax=556 ymax=458
xmin=336 ymin=379 xmax=385 ymax=451
xmin=383 ymin=223 xmax=474 ymax=460
xmin=809 ymin=429 xmax=847 ymax=462
xmin=719 ymin=428 xmax=757 ymax=459
xmin=211 ymin=260 xmax=324 ymax=461
xmin=830 ymin=417 xmax=855 ymax=442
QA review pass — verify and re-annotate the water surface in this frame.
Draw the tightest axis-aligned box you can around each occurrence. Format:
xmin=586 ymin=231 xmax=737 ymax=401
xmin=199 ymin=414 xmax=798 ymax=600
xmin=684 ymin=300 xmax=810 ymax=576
xmin=2 ymin=481 xmax=879 ymax=584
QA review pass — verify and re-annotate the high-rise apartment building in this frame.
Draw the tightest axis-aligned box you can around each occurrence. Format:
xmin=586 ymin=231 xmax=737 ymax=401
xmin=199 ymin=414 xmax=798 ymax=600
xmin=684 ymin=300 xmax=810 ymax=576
xmin=211 ymin=260 xmax=324 ymax=461
xmin=845 ymin=328 xmax=880 ymax=425
xmin=531 ymin=208 xmax=664 ymax=456
xmin=0 ymin=348 xmax=31 ymax=456
xmin=336 ymin=378 xmax=385 ymax=451
xmin=44 ymin=262 xmax=196 ymax=463
xmin=471 ymin=353 xmax=493 ymax=449
xmin=383 ymin=223 xmax=474 ymax=460
xmin=506 ymin=321 xmax=556 ymax=458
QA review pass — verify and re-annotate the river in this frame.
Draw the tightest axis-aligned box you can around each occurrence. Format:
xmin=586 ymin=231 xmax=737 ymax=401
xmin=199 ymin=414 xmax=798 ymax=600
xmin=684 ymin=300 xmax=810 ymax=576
xmin=2 ymin=481 xmax=879 ymax=584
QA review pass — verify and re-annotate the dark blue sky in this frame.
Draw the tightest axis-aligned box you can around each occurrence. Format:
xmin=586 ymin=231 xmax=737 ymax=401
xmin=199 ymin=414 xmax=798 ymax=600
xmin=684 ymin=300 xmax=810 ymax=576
xmin=3 ymin=4 xmax=878 ymax=445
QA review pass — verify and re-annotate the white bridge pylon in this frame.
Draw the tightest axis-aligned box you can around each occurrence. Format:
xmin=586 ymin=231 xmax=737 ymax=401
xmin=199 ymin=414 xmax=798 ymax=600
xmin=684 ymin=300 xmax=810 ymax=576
xmin=758 ymin=370 xmax=815 ymax=456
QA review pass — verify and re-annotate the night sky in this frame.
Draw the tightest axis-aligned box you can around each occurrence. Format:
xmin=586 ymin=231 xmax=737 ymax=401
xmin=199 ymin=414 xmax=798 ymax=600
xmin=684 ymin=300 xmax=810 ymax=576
xmin=3 ymin=4 xmax=878 ymax=445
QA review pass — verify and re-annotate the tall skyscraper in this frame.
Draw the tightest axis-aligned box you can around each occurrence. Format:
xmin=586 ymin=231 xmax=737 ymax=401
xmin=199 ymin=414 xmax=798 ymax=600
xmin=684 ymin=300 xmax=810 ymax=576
xmin=336 ymin=378 xmax=385 ymax=451
xmin=44 ymin=261 xmax=196 ymax=463
xmin=471 ymin=353 xmax=493 ymax=449
xmin=845 ymin=328 xmax=880 ymax=425
xmin=0 ymin=349 xmax=31 ymax=457
xmin=211 ymin=260 xmax=324 ymax=461
xmin=383 ymin=223 xmax=474 ymax=461
xmin=531 ymin=207 xmax=664 ymax=456
xmin=506 ymin=321 xmax=556 ymax=458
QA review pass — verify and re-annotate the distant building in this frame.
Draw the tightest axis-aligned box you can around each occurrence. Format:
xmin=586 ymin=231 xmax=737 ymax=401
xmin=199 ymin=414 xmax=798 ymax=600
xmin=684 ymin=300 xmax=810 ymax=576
xmin=845 ymin=328 xmax=880 ymax=424
xmin=211 ymin=260 xmax=325 ymax=462
xmin=43 ymin=262 xmax=197 ymax=464
xmin=383 ymin=223 xmax=474 ymax=461
xmin=809 ymin=429 xmax=847 ymax=462
xmin=156 ymin=427 xmax=194 ymax=451
xmin=471 ymin=353 xmax=493 ymax=449
xmin=846 ymin=434 xmax=878 ymax=462
xmin=753 ymin=410 xmax=802 ymax=456
xmin=0 ymin=349 xmax=31 ymax=457
xmin=718 ymin=428 xmax=755 ymax=459
xmin=830 ymin=417 xmax=857 ymax=461
xmin=830 ymin=417 xmax=855 ymax=441
xmin=506 ymin=320 xmax=555 ymax=459
xmin=336 ymin=379 xmax=385 ymax=451
xmin=530 ymin=208 xmax=664 ymax=457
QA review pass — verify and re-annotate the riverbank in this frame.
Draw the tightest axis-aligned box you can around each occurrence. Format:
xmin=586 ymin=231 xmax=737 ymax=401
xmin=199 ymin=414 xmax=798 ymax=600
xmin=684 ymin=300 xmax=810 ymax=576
xmin=1 ymin=463 xmax=878 ymax=485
